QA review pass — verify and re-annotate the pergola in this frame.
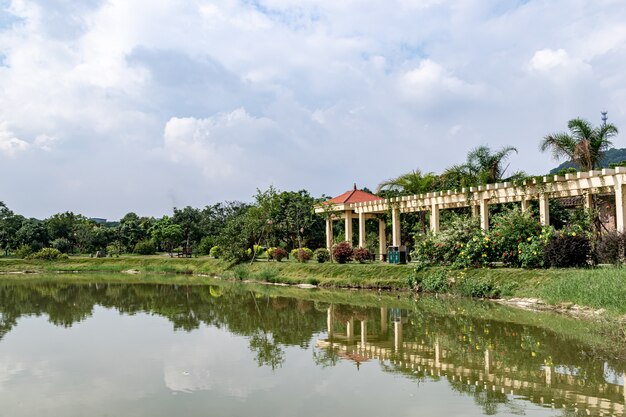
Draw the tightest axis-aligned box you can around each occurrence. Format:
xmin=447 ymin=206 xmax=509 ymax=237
xmin=315 ymin=168 xmax=626 ymax=257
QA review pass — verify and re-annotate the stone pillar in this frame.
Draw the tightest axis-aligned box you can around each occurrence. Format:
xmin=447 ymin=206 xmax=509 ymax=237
xmin=480 ymin=198 xmax=489 ymax=231
xmin=325 ymin=218 xmax=333 ymax=251
xmin=616 ymin=180 xmax=626 ymax=232
xmin=380 ymin=308 xmax=388 ymax=334
xmin=539 ymin=194 xmax=550 ymax=226
xmin=327 ymin=306 xmax=334 ymax=339
xmin=584 ymin=193 xmax=593 ymax=210
xmin=346 ymin=318 xmax=354 ymax=340
xmin=378 ymin=219 xmax=387 ymax=261
xmin=344 ymin=210 xmax=353 ymax=243
xmin=471 ymin=204 xmax=479 ymax=218
xmin=485 ymin=348 xmax=493 ymax=374
xmin=394 ymin=320 xmax=403 ymax=352
xmin=521 ymin=199 xmax=530 ymax=213
xmin=360 ymin=320 xmax=367 ymax=346
xmin=391 ymin=207 xmax=401 ymax=247
xmin=430 ymin=203 xmax=440 ymax=233
xmin=358 ymin=212 xmax=366 ymax=248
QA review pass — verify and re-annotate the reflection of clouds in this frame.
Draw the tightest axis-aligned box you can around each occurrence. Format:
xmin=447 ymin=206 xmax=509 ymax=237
xmin=163 ymin=328 xmax=277 ymax=397
xmin=0 ymin=357 xmax=26 ymax=392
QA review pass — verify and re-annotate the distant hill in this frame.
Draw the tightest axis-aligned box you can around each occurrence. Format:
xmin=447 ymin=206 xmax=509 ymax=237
xmin=549 ymin=148 xmax=626 ymax=174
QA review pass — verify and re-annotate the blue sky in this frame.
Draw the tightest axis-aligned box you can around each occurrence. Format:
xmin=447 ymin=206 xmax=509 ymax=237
xmin=0 ymin=0 xmax=625 ymax=219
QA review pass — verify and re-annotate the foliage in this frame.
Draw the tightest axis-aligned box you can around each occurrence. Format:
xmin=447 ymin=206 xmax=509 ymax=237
xmin=332 ymin=242 xmax=353 ymax=264
xmin=51 ymin=237 xmax=72 ymax=254
xmin=313 ymin=248 xmax=330 ymax=263
xmin=457 ymin=277 xmax=501 ymax=298
xmin=517 ymin=227 xmax=554 ymax=268
xmin=489 ymin=208 xmax=542 ymax=266
xmin=133 ymin=240 xmax=156 ymax=255
xmin=292 ymin=247 xmax=313 ymax=263
xmin=421 ymin=270 xmax=449 ymax=293
xmin=540 ymin=117 xmax=618 ymax=171
xmin=209 ymin=245 xmax=223 ymax=259
xmin=197 ymin=236 xmax=214 ymax=255
xmin=28 ymin=247 xmax=68 ymax=260
xmin=106 ymin=244 xmax=122 ymax=257
xmin=269 ymin=247 xmax=288 ymax=262
xmin=594 ymin=231 xmax=626 ymax=264
xmin=544 ymin=232 xmax=592 ymax=268
xmin=150 ymin=217 xmax=184 ymax=256
xmin=353 ymin=247 xmax=371 ymax=263
xmin=15 ymin=244 xmax=33 ymax=259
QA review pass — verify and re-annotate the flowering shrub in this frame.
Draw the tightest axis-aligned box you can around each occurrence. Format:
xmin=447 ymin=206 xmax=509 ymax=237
xmin=353 ymin=247 xmax=371 ymax=263
xmin=332 ymin=242 xmax=353 ymax=264
xmin=269 ymin=247 xmax=288 ymax=262
xmin=314 ymin=248 xmax=330 ymax=263
xmin=517 ymin=227 xmax=553 ymax=268
xmin=292 ymin=247 xmax=313 ymax=263
xmin=489 ymin=209 xmax=542 ymax=266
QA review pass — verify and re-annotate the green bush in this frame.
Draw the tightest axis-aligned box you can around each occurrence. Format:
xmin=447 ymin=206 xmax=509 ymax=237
xmin=51 ymin=238 xmax=72 ymax=254
xmin=133 ymin=240 xmax=156 ymax=255
xmin=332 ymin=242 xmax=353 ymax=264
xmin=197 ymin=236 xmax=215 ymax=255
xmin=15 ymin=244 xmax=33 ymax=259
xmin=517 ymin=227 xmax=553 ymax=268
xmin=209 ymin=245 xmax=223 ymax=259
xmin=421 ymin=270 xmax=449 ymax=293
xmin=294 ymin=247 xmax=313 ymax=263
xmin=490 ymin=208 xmax=542 ymax=266
xmin=28 ymin=247 xmax=68 ymax=260
xmin=544 ymin=231 xmax=592 ymax=268
xmin=106 ymin=244 xmax=122 ymax=257
xmin=457 ymin=277 xmax=500 ymax=298
xmin=314 ymin=248 xmax=330 ymax=263
xmin=353 ymin=247 xmax=371 ymax=263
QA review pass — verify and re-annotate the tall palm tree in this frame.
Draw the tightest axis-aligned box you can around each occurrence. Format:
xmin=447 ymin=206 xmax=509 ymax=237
xmin=441 ymin=145 xmax=520 ymax=189
xmin=540 ymin=118 xmax=618 ymax=171
xmin=376 ymin=169 xmax=438 ymax=195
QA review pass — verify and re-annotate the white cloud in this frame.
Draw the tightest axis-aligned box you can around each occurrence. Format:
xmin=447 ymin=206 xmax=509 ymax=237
xmin=0 ymin=123 xmax=29 ymax=156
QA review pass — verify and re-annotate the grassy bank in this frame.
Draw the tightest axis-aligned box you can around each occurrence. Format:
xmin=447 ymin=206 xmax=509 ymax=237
xmin=1 ymin=256 xmax=625 ymax=316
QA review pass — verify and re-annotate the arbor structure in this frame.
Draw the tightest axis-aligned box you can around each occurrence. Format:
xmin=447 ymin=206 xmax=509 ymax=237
xmin=540 ymin=118 xmax=619 ymax=171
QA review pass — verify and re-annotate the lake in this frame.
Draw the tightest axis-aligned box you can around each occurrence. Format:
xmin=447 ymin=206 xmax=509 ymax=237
xmin=0 ymin=276 xmax=624 ymax=417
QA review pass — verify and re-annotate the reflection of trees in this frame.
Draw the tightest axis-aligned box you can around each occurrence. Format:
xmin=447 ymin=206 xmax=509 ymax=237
xmin=313 ymin=345 xmax=340 ymax=368
xmin=249 ymin=330 xmax=285 ymax=370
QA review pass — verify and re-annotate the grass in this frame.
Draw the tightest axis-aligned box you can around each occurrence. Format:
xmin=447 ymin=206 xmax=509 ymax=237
xmin=1 ymin=256 xmax=625 ymax=316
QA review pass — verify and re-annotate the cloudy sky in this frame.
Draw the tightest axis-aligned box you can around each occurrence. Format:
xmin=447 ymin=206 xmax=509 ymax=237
xmin=0 ymin=0 xmax=625 ymax=219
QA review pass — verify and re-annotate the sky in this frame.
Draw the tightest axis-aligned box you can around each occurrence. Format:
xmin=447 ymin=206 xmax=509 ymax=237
xmin=0 ymin=0 xmax=625 ymax=220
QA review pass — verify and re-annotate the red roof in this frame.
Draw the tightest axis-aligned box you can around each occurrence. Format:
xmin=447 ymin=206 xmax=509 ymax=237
xmin=328 ymin=184 xmax=383 ymax=204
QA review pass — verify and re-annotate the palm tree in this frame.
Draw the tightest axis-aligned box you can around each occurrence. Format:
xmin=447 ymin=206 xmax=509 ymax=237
xmin=540 ymin=118 xmax=619 ymax=171
xmin=441 ymin=145 xmax=520 ymax=189
xmin=376 ymin=169 xmax=438 ymax=195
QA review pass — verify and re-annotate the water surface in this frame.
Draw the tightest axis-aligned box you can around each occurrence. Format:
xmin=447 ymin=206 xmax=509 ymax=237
xmin=0 ymin=277 xmax=624 ymax=416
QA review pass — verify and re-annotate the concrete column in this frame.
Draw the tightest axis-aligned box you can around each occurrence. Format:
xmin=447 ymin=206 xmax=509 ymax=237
xmin=545 ymin=366 xmax=553 ymax=386
xmin=584 ymin=193 xmax=593 ymax=210
xmin=471 ymin=204 xmax=479 ymax=217
xmin=430 ymin=203 xmax=440 ymax=233
xmin=325 ymin=218 xmax=333 ymax=251
xmin=615 ymin=180 xmax=626 ymax=232
xmin=394 ymin=320 xmax=403 ymax=352
xmin=380 ymin=308 xmax=388 ymax=334
xmin=521 ymin=199 xmax=530 ymax=213
xmin=360 ymin=320 xmax=367 ymax=346
xmin=378 ymin=219 xmax=387 ymax=261
xmin=539 ymin=194 xmax=550 ymax=226
xmin=327 ymin=306 xmax=334 ymax=339
xmin=358 ymin=212 xmax=366 ymax=248
xmin=346 ymin=319 xmax=354 ymax=340
xmin=344 ymin=210 xmax=353 ymax=243
xmin=480 ymin=198 xmax=489 ymax=231
xmin=391 ymin=207 xmax=401 ymax=247
xmin=485 ymin=348 xmax=493 ymax=374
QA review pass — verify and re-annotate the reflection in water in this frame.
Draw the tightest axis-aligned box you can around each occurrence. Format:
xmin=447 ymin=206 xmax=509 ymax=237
xmin=0 ymin=278 xmax=624 ymax=416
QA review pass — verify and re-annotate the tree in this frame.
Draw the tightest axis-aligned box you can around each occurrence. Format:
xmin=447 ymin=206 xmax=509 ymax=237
xmin=150 ymin=217 xmax=183 ymax=256
xmin=377 ymin=169 xmax=438 ymax=196
xmin=118 ymin=212 xmax=149 ymax=252
xmin=172 ymin=206 xmax=202 ymax=250
xmin=15 ymin=219 xmax=49 ymax=251
xmin=540 ymin=117 xmax=619 ymax=171
xmin=0 ymin=202 xmax=23 ymax=256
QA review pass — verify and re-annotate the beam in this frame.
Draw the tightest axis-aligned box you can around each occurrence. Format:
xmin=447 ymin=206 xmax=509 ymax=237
xmin=430 ymin=203 xmax=440 ymax=233
xmin=344 ymin=210 xmax=353 ymax=243
xmin=358 ymin=211 xmax=366 ymax=248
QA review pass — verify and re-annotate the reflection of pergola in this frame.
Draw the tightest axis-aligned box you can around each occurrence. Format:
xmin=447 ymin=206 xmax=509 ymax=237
xmin=316 ymin=169 xmax=626 ymax=257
